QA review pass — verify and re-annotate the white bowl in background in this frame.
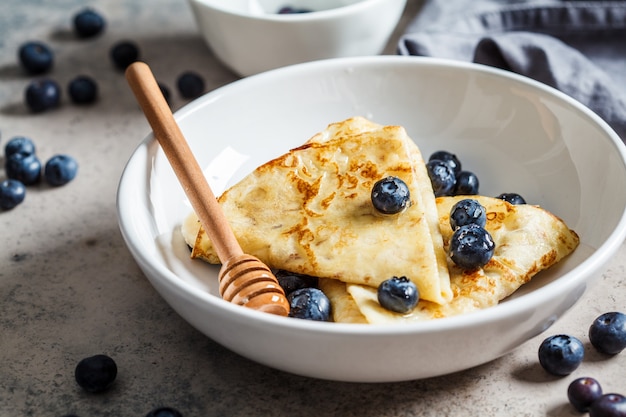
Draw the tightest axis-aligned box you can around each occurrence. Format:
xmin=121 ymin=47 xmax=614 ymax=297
xmin=117 ymin=56 xmax=626 ymax=382
xmin=186 ymin=0 xmax=407 ymax=76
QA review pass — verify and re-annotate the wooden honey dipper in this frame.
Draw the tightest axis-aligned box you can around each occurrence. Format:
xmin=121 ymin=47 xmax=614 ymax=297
xmin=125 ymin=62 xmax=290 ymax=316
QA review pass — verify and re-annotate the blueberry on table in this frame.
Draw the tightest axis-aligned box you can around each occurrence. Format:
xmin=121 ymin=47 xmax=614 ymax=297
xmin=538 ymin=334 xmax=584 ymax=376
xmin=275 ymin=270 xmax=318 ymax=296
xmin=176 ymin=71 xmax=205 ymax=99
xmin=568 ymin=377 xmax=603 ymax=412
xmin=377 ymin=276 xmax=419 ymax=314
xmin=73 ymin=8 xmax=106 ymax=38
xmin=429 ymin=150 xmax=462 ymax=176
xmin=449 ymin=198 xmax=486 ymax=229
xmin=6 ymin=153 xmax=42 ymax=185
xmin=0 ymin=179 xmax=26 ymax=210
xmin=68 ymin=75 xmax=98 ymax=104
xmin=288 ymin=288 xmax=331 ymax=321
xmin=426 ymin=159 xmax=456 ymax=197
xmin=449 ymin=224 xmax=495 ymax=270
xmin=18 ymin=41 xmax=54 ymax=74
xmin=589 ymin=311 xmax=626 ymax=355
xmin=589 ymin=393 xmax=626 ymax=417
xmin=495 ymin=192 xmax=526 ymax=205
xmin=110 ymin=40 xmax=140 ymax=70
xmin=158 ymin=82 xmax=171 ymax=104
xmin=44 ymin=154 xmax=78 ymax=186
xmin=145 ymin=407 xmax=184 ymax=417
xmin=454 ymin=170 xmax=479 ymax=195
xmin=5 ymin=136 xmax=35 ymax=158
xmin=25 ymin=78 xmax=61 ymax=113
xmin=74 ymin=354 xmax=117 ymax=393
xmin=371 ymin=176 xmax=411 ymax=214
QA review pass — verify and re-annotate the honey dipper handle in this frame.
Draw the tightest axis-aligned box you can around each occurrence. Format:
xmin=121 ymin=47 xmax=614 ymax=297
xmin=125 ymin=61 xmax=243 ymax=263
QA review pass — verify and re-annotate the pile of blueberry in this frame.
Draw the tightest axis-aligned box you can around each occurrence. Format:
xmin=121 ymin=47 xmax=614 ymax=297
xmin=274 ymin=270 xmax=331 ymax=321
xmin=19 ymin=8 xmax=106 ymax=112
xmin=426 ymin=150 xmax=479 ymax=197
xmin=0 ymin=136 xmax=78 ymax=210
xmin=17 ymin=8 xmax=207 ymax=113
xmin=448 ymin=198 xmax=495 ymax=270
xmin=424 ymin=150 xmax=532 ymax=269
xmin=538 ymin=312 xmax=626 ymax=415
xmin=425 ymin=150 xmax=526 ymax=205
xmin=6 ymin=7 xmax=212 ymax=207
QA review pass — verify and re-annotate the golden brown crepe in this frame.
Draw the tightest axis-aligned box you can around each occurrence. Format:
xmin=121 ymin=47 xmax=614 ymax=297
xmin=319 ymin=195 xmax=580 ymax=323
xmin=182 ymin=117 xmax=453 ymax=305
xmin=181 ymin=117 xmax=579 ymax=322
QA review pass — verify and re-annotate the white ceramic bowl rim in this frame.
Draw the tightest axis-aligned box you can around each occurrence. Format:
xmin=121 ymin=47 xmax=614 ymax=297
xmin=118 ymin=55 xmax=626 ymax=338
xmin=191 ymin=0 xmax=394 ymax=20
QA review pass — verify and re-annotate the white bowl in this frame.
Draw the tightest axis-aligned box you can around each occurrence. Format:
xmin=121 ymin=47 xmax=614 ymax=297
xmin=117 ymin=56 xmax=626 ymax=382
xmin=186 ymin=0 xmax=407 ymax=76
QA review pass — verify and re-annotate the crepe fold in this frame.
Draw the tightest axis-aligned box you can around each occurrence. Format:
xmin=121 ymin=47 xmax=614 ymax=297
xmin=181 ymin=117 xmax=579 ymax=322
xmin=182 ymin=117 xmax=453 ymax=305
xmin=320 ymin=195 xmax=579 ymax=323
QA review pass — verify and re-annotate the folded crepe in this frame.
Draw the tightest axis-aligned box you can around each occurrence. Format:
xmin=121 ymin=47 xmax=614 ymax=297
xmin=319 ymin=195 xmax=580 ymax=323
xmin=182 ymin=117 xmax=453 ymax=305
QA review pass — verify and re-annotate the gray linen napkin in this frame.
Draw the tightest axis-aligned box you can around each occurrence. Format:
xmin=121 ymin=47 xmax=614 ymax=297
xmin=398 ymin=1 xmax=626 ymax=139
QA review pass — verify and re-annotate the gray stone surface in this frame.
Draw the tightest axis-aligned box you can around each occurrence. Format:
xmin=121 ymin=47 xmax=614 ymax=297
xmin=1 ymin=1 xmax=625 ymax=416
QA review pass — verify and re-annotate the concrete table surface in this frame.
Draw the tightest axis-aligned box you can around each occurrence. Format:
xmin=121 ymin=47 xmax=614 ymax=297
xmin=1 ymin=1 xmax=625 ymax=416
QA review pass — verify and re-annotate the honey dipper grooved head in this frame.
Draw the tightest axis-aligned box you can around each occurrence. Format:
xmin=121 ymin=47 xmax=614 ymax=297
xmin=219 ymin=254 xmax=289 ymax=316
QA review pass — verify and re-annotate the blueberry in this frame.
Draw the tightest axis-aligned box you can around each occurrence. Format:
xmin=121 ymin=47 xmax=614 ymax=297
xmin=0 ymin=179 xmax=26 ymax=210
xmin=18 ymin=41 xmax=54 ymax=74
xmin=6 ymin=153 xmax=42 ymax=185
xmin=371 ymin=176 xmax=411 ymax=215
xmin=176 ymin=71 xmax=205 ymax=99
xmin=5 ymin=136 xmax=35 ymax=158
xmin=74 ymin=354 xmax=117 ymax=393
xmin=288 ymin=288 xmax=331 ymax=321
xmin=145 ymin=407 xmax=184 ymax=417
xmin=68 ymin=75 xmax=98 ymax=104
xmin=429 ymin=150 xmax=462 ymax=176
xmin=44 ymin=154 xmax=78 ymax=186
xmin=589 ymin=393 xmax=626 ymax=417
xmin=449 ymin=224 xmax=495 ymax=270
xmin=25 ymin=78 xmax=61 ymax=113
xmin=538 ymin=334 xmax=584 ymax=376
xmin=278 ymin=6 xmax=313 ymax=13
xmin=450 ymin=198 xmax=486 ymax=230
xmin=377 ymin=276 xmax=419 ymax=314
xmin=454 ymin=170 xmax=479 ymax=195
xmin=73 ymin=8 xmax=106 ymax=38
xmin=496 ymin=192 xmax=526 ymax=205
xmin=159 ymin=82 xmax=171 ymax=104
xmin=426 ymin=159 xmax=456 ymax=197
xmin=110 ymin=40 xmax=140 ymax=70
xmin=568 ymin=377 xmax=603 ymax=412
xmin=589 ymin=312 xmax=626 ymax=355
xmin=275 ymin=270 xmax=318 ymax=296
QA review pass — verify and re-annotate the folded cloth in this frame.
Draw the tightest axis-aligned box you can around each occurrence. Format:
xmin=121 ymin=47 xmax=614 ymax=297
xmin=399 ymin=1 xmax=626 ymax=139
